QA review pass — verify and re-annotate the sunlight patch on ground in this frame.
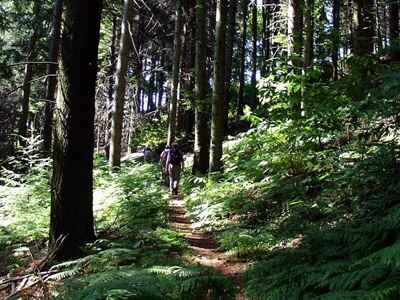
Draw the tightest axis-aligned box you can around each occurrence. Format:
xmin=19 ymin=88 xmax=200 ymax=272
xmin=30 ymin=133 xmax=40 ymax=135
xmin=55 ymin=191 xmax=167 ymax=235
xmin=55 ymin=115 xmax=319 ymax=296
xmin=0 ymin=186 xmax=28 ymax=227
xmin=93 ymin=184 xmax=122 ymax=215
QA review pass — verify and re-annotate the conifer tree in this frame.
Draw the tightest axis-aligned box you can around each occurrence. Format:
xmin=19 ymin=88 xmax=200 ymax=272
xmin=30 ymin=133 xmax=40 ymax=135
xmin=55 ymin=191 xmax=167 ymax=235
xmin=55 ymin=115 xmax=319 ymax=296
xmin=50 ymin=0 xmax=103 ymax=259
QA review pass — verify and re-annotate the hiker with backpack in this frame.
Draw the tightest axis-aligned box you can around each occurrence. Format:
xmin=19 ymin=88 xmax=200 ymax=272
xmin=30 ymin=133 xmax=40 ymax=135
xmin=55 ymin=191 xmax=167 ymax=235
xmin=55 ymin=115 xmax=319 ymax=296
xmin=166 ymin=143 xmax=184 ymax=195
xmin=159 ymin=145 xmax=171 ymax=185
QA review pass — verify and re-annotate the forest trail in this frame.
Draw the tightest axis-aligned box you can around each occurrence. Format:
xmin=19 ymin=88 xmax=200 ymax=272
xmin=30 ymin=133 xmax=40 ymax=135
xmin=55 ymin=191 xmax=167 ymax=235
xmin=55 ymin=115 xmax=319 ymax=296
xmin=168 ymin=195 xmax=248 ymax=300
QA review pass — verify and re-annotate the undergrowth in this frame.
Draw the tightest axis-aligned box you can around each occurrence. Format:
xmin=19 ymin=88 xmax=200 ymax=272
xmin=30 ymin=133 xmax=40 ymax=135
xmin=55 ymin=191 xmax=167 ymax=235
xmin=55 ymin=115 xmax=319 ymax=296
xmin=53 ymin=157 xmax=234 ymax=300
xmin=182 ymin=59 xmax=400 ymax=299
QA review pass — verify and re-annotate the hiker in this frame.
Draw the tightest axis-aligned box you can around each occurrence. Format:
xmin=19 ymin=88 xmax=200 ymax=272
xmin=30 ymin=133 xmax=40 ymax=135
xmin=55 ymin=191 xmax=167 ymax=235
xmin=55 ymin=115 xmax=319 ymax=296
xmin=143 ymin=146 xmax=152 ymax=162
xmin=166 ymin=143 xmax=184 ymax=195
xmin=160 ymin=145 xmax=171 ymax=185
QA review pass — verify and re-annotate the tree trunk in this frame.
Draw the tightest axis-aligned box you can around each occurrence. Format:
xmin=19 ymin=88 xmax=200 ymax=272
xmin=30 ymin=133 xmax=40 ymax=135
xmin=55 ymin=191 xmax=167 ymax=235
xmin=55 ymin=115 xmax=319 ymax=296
xmin=261 ymin=1 xmax=270 ymax=77
xmin=389 ymin=0 xmax=399 ymax=46
xmin=250 ymin=1 xmax=258 ymax=107
xmin=193 ymin=0 xmax=210 ymax=174
xmin=288 ymin=0 xmax=304 ymax=66
xmin=210 ymin=0 xmax=227 ymax=172
xmin=50 ymin=0 xmax=103 ymax=260
xmin=352 ymin=0 xmax=374 ymax=55
xmin=346 ymin=0 xmax=353 ymax=55
xmin=332 ymin=0 xmax=340 ymax=79
xmin=18 ymin=0 xmax=42 ymax=143
xmin=18 ymin=40 xmax=35 ymax=142
xmin=157 ymin=47 xmax=166 ymax=109
xmin=109 ymin=0 xmax=134 ymax=169
xmin=223 ymin=0 xmax=238 ymax=134
xmin=167 ymin=0 xmax=183 ymax=145
xmin=236 ymin=0 xmax=249 ymax=121
xmin=182 ymin=0 xmax=196 ymax=139
xmin=42 ymin=0 xmax=63 ymax=153
xmin=148 ymin=54 xmax=157 ymax=112
xmin=304 ymin=0 xmax=314 ymax=68
xmin=104 ymin=16 xmax=118 ymax=159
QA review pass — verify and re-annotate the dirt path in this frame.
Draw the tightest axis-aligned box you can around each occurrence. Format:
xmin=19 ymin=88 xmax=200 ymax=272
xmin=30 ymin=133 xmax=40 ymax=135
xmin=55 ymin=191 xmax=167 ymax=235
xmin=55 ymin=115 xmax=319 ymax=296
xmin=168 ymin=195 xmax=248 ymax=300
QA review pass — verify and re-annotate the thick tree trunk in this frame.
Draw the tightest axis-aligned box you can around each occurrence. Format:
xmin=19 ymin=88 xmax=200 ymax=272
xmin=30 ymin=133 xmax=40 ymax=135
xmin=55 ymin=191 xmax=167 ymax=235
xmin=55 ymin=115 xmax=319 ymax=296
xmin=288 ymin=0 xmax=304 ymax=66
xmin=193 ymin=0 xmax=210 ymax=174
xmin=250 ymin=1 xmax=258 ymax=107
xmin=223 ymin=0 xmax=238 ymax=134
xmin=109 ymin=0 xmax=134 ymax=169
xmin=236 ymin=0 xmax=249 ymax=121
xmin=352 ymin=0 xmax=374 ymax=55
xmin=210 ymin=0 xmax=227 ymax=172
xmin=43 ymin=0 xmax=63 ymax=153
xmin=389 ymin=0 xmax=399 ymax=45
xmin=50 ymin=0 xmax=103 ymax=260
xmin=389 ymin=0 xmax=400 ymax=61
xmin=304 ymin=0 xmax=314 ymax=68
xmin=167 ymin=0 xmax=183 ymax=145
xmin=332 ymin=0 xmax=340 ymax=79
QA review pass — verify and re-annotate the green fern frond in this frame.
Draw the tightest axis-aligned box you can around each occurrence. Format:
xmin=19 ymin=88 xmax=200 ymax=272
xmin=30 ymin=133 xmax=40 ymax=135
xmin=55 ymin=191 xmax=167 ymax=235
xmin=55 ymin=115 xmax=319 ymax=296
xmin=47 ymin=268 xmax=82 ymax=281
xmin=50 ymin=256 xmax=91 ymax=271
xmin=353 ymin=241 xmax=400 ymax=268
xmin=146 ymin=265 xmax=204 ymax=278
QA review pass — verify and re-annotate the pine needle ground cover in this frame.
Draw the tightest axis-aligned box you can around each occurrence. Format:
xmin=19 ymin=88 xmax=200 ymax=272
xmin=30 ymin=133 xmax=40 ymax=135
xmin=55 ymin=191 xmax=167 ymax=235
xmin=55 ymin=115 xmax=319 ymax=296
xmin=182 ymin=62 xmax=400 ymax=299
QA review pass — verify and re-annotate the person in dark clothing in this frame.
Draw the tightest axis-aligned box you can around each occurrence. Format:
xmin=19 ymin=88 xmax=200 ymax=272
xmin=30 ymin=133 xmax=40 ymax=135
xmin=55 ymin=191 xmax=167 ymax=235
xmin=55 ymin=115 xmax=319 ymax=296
xmin=159 ymin=145 xmax=171 ymax=185
xmin=166 ymin=143 xmax=184 ymax=195
xmin=143 ymin=146 xmax=152 ymax=162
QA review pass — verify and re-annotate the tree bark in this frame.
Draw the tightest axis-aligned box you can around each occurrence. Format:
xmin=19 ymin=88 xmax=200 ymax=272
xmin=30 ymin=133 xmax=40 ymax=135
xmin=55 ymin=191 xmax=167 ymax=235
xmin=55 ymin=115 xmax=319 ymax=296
xmin=223 ymin=0 xmax=238 ymax=134
xmin=236 ymin=0 xmax=249 ymax=121
xmin=389 ymin=0 xmax=400 ymax=61
xmin=261 ymin=1 xmax=270 ymax=77
xmin=148 ymin=53 xmax=157 ymax=112
xmin=167 ymin=0 xmax=183 ymax=145
xmin=182 ymin=0 xmax=196 ymax=139
xmin=332 ymin=0 xmax=340 ymax=79
xmin=210 ymin=0 xmax=227 ymax=172
xmin=109 ymin=0 xmax=134 ymax=169
xmin=104 ymin=15 xmax=118 ymax=159
xmin=134 ymin=13 xmax=144 ymax=114
xmin=157 ymin=47 xmax=166 ymax=109
xmin=193 ymin=0 xmax=210 ymax=174
xmin=18 ymin=0 xmax=42 ymax=144
xmin=389 ymin=0 xmax=399 ymax=45
xmin=42 ymin=0 xmax=63 ymax=153
xmin=352 ymin=0 xmax=374 ymax=55
xmin=288 ymin=0 xmax=304 ymax=66
xmin=50 ymin=0 xmax=103 ymax=260
xmin=304 ymin=0 xmax=314 ymax=68
xmin=250 ymin=1 xmax=258 ymax=107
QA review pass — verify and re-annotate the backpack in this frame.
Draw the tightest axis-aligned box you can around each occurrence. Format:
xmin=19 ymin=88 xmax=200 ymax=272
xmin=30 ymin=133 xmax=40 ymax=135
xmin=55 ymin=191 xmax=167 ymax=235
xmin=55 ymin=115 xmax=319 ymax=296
xmin=160 ymin=149 xmax=169 ymax=162
xmin=168 ymin=149 xmax=183 ymax=166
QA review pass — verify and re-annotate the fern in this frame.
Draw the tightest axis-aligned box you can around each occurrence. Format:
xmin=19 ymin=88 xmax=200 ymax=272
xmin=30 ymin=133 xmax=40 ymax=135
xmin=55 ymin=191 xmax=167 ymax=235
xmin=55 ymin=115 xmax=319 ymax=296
xmin=55 ymin=265 xmax=234 ymax=300
xmin=146 ymin=265 xmax=205 ymax=278
xmin=50 ymin=256 xmax=92 ymax=271
xmin=47 ymin=268 xmax=82 ymax=281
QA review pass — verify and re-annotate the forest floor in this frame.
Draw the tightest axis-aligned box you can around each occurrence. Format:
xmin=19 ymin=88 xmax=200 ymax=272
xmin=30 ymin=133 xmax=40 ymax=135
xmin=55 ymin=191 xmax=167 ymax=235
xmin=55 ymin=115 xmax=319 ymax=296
xmin=168 ymin=194 xmax=248 ymax=300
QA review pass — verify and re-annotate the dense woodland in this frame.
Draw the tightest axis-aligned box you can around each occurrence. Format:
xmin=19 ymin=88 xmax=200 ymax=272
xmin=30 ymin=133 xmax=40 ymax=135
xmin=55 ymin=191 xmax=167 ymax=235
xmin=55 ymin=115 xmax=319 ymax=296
xmin=1 ymin=0 xmax=400 ymax=299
